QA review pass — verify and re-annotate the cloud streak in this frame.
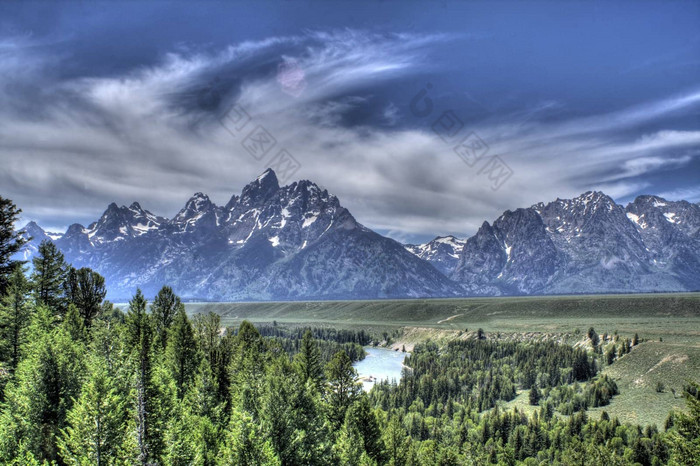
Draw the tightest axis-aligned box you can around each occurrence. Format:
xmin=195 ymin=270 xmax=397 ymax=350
xmin=0 ymin=29 xmax=698 ymax=241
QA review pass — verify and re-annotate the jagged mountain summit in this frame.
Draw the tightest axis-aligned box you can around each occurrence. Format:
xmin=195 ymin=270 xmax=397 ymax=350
xmin=405 ymin=236 xmax=465 ymax=276
xmin=18 ymin=173 xmax=700 ymax=300
xmin=17 ymin=221 xmax=63 ymax=261
xmin=24 ymin=169 xmax=458 ymax=300
xmin=625 ymin=195 xmax=700 ymax=290
xmin=446 ymin=191 xmax=700 ymax=294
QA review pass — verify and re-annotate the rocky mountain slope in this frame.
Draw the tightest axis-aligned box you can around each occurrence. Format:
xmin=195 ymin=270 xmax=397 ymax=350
xmin=17 ymin=172 xmax=700 ymax=300
xmin=21 ymin=170 xmax=458 ymax=300
xmin=447 ymin=191 xmax=700 ymax=294
xmin=404 ymin=236 xmax=465 ymax=276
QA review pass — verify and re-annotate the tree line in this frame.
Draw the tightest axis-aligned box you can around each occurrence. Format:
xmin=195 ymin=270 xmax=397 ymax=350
xmin=0 ymin=195 xmax=698 ymax=465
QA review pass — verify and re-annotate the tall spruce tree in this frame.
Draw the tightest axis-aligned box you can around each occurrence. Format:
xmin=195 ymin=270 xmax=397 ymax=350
xmin=529 ymin=386 xmax=541 ymax=406
xmin=194 ymin=311 xmax=223 ymax=390
xmin=342 ymin=395 xmax=385 ymax=463
xmin=325 ymin=350 xmax=361 ymax=430
xmin=194 ymin=311 xmax=221 ymax=364
xmin=125 ymin=289 xmax=156 ymax=465
xmin=57 ymin=352 xmax=129 ymax=465
xmin=31 ymin=240 xmax=67 ymax=312
xmin=335 ymin=419 xmax=365 ymax=466
xmin=219 ymin=407 xmax=280 ymax=466
xmin=63 ymin=267 xmax=106 ymax=327
xmin=165 ymin=309 xmax=199 ymax=400
xmin=194 ymin=311 xmax=232 ymax=409
xmin=382 ymin=416 xmax=411 ymax=466
xmin=294 ymin=329 xmax=325 ymax=391
xmin=0 ymin=197 xmax=27 ymax=295
xmin=0 ymin=265 xmax=31 ymax=372
xmin=291 ymin=379 xmax=332 ymax=464
xmin=62 ymin=304 xmax=86 ymax=343
xmin=231 ymin=321 xmax=266 ymax=417
xmin=261 ymin=356 xmax=331 ymax=465
xmin=260 ymin=357 xmax=297 ymax=464
xmin=164 ymin=358 xmax=224 ymax=464
xmin=151 ymin=285 xmax=182 ymax=350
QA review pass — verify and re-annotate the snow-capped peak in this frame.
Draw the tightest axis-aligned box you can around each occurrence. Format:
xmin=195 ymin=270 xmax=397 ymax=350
xmin=171 ymin=193 xmax=219 ymax=233
xmin=83 ymin=201 xmax=166 ymax=243
xmin=405 ymin=234 xmax=466 ymax=275
xmin=626 ymin=194 xmax=700 ymax=238
xmin=18 ymin=221 xmax=63 ymax=245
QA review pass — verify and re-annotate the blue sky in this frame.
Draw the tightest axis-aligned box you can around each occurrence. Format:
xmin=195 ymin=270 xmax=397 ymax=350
xmin=1 ymin=1 xmax=698 ymax=243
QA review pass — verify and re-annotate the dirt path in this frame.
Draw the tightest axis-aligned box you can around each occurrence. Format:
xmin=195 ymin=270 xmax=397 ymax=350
xmin=437 ymin=313 xmax=464 ymax=324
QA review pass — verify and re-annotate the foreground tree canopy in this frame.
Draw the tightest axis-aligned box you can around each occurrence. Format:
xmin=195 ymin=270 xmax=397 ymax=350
xmin=0 ymin=196 xmax=698 ymax=465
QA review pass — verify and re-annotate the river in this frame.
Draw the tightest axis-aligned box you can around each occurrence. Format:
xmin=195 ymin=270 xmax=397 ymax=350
xmin=353 ymin=346 xmax=408 ymax=392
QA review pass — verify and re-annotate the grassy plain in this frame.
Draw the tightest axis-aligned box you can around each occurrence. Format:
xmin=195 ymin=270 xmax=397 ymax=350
xmin=185 ymin=293 xmax=700 ymax=342
xmin=184 ymin=293 xmax=700 ymax=427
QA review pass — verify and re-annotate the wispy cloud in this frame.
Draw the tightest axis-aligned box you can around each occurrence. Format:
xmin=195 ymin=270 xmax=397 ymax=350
xmin=658 ymin=186 xmax=700 ymax=203
xmin=1 ymin=29 xmax=699 ymax=241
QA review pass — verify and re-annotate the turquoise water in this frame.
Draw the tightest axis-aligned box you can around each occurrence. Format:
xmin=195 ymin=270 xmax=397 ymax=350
xmin=353 ymin=347 xmax=408 ymax=392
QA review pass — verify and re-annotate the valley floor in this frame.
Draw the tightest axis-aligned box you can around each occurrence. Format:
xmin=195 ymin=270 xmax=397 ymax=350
xmin=185 ymin=292 xmax=700 ymax=428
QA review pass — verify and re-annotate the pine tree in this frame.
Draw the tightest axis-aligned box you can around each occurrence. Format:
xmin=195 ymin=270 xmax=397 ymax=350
xmin=214 ymin=331 xmax=235 ymax=410
xmin=57 ymin=352 xmax=128 ymax=465
xmin=0 ymin=197 xmax=27 ymax=295
xmin=529 ymin=386 xmax=541 ymax=406
xmin=0 ymin=306 xmax=85 ymax=462
xmin=164 ymin=359 xmax=224 ymax=465
xmin=383 ymin=416 xmax=411 ymax=466
xmin=230 ymin=321 xmax=266 ymax=417
xmin=588 ymin=327 xmax=600 ymax=347
xmin=194 ymin=311 xmax=221 ymax=364
xmin=218 ymin=408 xmax=281 ymax=466
xmin=292 ymin=378 xmax=332 ymax=464
xmin=188 ymin=359 xmax=223 ymax=421
xmin=193 ymin=311 xmax=232 ymax=408
xmin=335 ymin=418 xmax=365 ymax=466
xmin=260 ymin=357 xmax=301 ymax=464
xmin=125 ymin=289 xmax=156 ymax=465
xmin=667 ymin=382 xmax=700 ymax=464
xmin=294 ymin=330 xmax=325 ymax=391
xmin=572 ymin=350 xmax=592 ymax=381
xmin=163 ymin=406 xmax=196 ymax=466
xmin=151 ymin=286 xmax=182 ymax=351
xmin=342 ymin=394 xmax=385 ymax=463
xmin=325 ymin=350 xmax=361 ymax=429
xmin=31 ymin=240 xmax=67 ymax=312
xmin=62 ymin=304 xmax=86 ymax=342
xmin=0 ymin=265 xmax=31 ymax=372
xmin=605 ymin=345 xmax=617 ymax=365
xmin=63 ymin=267 xmax=106 ymax=328
xmin=91 ymin=314 xmax=128 ymax=383
xmin=165 ymin=309 xmax=199 ymax=400
xmin=163 ymin=402 xmax=221 ymax=466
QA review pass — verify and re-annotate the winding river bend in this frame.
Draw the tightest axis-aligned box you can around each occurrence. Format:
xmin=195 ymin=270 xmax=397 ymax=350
xmin=353 ymin=347 xmax=408 ymax=392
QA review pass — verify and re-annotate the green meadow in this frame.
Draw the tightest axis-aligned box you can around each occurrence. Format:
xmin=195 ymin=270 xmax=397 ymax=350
xmin=185 ymin=293 xmax=700 ymax=341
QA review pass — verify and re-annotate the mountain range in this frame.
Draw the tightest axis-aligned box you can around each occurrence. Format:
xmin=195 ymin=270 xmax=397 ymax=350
xmin=16 ymin=169 xmax=700 ymax=300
